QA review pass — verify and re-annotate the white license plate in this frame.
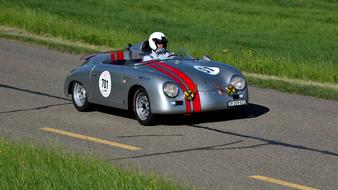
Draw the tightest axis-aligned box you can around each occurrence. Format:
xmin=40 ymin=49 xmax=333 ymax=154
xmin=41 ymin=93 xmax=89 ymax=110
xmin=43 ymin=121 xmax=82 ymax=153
xmin=228 ymin=100 xmax=247 ymax=107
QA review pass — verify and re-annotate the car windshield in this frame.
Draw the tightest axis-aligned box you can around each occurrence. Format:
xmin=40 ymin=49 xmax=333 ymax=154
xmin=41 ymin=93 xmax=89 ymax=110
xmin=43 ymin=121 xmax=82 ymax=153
xmin=171 ymin=48 xmax=194 ymax=59
xmin=133 ymin=46 xmax=196 ymax=65
xmin=142 ymin=48 xmax=194 ymax=62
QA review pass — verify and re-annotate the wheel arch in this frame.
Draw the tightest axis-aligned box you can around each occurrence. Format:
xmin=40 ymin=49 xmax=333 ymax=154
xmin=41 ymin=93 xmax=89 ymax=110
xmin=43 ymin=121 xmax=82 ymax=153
xmin=67 ymin=80 xmax=78 ymax=95
xmin=67 ymin=81 xmax=74 ymax=95
xmin=128 ymin=85 xmax=144 ymax=111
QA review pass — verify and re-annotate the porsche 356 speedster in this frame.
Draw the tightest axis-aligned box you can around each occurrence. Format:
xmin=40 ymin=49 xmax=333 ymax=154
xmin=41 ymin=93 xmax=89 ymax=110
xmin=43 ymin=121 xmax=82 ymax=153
xmin=64 ymin=41 xmax=248 ymax=125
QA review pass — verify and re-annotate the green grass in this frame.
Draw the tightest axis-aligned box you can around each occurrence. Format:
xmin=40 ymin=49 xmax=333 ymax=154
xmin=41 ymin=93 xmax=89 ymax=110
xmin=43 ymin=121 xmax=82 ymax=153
xmin=0 ymin=33 xmax=95 ymax=54
xmin=0 ymin=139 xmax=189 ymax=190
xmin=247 ymin=77 xmax=338 ymax=101
xmin=0 ymin=0 xmax=338 ymax=84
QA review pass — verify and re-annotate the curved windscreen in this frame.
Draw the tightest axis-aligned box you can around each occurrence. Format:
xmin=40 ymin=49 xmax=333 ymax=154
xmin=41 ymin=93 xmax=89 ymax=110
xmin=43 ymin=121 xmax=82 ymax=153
xmin=170 ymin=48 xmax=194 ymax=59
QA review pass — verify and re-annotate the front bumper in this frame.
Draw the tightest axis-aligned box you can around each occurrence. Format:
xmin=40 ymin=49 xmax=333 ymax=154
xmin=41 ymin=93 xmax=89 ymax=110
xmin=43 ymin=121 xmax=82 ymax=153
xmin=151 ymin=88 xmax=249 ymax=114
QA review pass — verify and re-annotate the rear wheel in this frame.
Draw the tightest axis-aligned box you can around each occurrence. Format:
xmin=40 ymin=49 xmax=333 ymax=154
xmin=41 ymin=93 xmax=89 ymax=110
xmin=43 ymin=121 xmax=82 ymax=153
xmin=72 ymin=82 xmax=92 ymax=112
xmin=133 ymin=88 xmax=156 ymax=125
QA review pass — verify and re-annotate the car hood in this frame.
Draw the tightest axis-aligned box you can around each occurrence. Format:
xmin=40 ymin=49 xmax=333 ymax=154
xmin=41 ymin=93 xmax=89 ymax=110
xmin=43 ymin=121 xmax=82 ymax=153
xmin=145 ymin=59 xmax=243 ymax=92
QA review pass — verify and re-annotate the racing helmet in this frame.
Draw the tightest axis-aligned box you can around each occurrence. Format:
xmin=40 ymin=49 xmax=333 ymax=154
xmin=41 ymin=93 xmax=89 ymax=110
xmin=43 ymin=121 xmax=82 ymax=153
xmin=148 ymin=32 xmax=168 ymax=51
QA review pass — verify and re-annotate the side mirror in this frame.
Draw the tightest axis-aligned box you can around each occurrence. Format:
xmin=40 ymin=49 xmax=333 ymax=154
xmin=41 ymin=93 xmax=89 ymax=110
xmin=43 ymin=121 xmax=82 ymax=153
xmin=202 ymin=55 xmax=212 ymax=62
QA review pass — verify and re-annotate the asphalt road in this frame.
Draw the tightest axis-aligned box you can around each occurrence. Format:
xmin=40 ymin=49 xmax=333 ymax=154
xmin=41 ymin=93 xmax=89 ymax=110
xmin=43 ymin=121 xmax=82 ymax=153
xmin=1 ymin=39 xmax=337 ymax=190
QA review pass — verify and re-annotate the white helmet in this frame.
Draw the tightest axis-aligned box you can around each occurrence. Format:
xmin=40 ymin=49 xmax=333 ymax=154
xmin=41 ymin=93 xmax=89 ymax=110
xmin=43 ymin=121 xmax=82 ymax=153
xmin=148 ymin=32 xmax=168 ymax=51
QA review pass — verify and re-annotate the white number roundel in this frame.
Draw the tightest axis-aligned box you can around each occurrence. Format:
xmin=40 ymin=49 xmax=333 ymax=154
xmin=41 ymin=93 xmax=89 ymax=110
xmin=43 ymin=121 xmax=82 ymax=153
xmin=99 ymin=71 xmax=111 ymax=97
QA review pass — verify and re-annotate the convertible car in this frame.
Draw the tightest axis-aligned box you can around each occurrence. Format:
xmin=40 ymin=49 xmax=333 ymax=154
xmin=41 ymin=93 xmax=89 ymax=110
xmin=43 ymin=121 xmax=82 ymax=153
xmin=64 ymin=41 xmax=249 ymax=125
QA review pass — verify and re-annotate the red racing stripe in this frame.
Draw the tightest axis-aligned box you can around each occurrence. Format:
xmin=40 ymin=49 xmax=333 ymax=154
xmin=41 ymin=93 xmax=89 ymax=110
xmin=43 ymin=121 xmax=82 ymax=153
xmin=155 ymin=61 xmax=201 ymax=112
xmin=117 ymin=51 xmax=124 ymax=60
xmin=111 ymin=52 xmax=116 ymax=62
xmin=147 ymin=64 xmax=191 ymax=113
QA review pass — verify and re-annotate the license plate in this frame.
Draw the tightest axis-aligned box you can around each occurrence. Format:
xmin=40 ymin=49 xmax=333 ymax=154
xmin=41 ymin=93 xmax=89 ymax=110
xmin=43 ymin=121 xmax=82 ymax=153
xmin=228 ymin=100 xmax=247 ymax=107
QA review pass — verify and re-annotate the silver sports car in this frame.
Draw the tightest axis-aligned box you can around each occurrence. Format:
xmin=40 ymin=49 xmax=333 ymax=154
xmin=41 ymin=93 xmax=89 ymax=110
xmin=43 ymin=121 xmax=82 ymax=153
xmin=64 ymin=41 xmax=249 ymax=125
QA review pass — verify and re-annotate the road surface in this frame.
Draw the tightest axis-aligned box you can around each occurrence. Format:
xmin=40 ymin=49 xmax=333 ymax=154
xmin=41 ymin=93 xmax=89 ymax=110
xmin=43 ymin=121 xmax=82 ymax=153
xmin=1 ymin=39 xmax=337 ymax=190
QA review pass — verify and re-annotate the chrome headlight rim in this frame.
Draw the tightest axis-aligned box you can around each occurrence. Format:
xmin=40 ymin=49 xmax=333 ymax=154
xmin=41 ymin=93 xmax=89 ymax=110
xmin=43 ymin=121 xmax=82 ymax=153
xmin=163 ymin=82 xmax=179 ymax=98
xmin=230 ymin=75 xmax=246 ymax=90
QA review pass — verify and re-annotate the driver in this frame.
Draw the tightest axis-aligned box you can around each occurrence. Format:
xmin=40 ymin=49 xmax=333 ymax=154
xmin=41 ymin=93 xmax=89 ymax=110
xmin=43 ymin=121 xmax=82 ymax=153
xmin=143 ymin=32 xmax=173 ymax=61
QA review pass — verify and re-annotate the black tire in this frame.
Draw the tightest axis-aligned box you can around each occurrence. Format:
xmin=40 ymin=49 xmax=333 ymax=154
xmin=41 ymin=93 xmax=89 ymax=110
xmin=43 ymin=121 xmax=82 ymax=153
xmin=71 ymin=82 xmax=92 ymax=112
xmin=133 ymin=88 xmax=156 ymax=126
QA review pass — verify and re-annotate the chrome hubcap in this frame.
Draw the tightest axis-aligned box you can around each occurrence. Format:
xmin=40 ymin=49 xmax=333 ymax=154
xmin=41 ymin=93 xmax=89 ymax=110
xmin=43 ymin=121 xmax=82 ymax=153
xmin=136 ymin=92 xmax=150 ymax=121
xmin=73 ymin=83 xmax=86 ymax=107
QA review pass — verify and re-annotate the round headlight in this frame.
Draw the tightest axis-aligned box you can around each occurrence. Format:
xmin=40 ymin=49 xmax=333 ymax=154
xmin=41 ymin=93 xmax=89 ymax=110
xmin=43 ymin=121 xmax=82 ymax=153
xmin=163 ymin=82 xmax=179 ymax=98
xmin=230 ymin=75 xmax=246 ymax=90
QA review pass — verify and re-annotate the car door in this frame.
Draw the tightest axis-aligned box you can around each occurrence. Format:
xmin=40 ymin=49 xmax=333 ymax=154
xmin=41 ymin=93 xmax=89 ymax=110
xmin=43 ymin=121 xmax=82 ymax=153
xmin=89 ymin=63 xmax=123 ymax=108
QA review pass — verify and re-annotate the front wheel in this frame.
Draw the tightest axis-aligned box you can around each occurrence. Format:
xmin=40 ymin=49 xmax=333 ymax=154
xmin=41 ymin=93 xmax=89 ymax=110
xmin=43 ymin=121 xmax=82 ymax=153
xmin=72 ymin=82 xmax=92 ymax=112
xmin=133 ymin=88 xmax=156 ymax=126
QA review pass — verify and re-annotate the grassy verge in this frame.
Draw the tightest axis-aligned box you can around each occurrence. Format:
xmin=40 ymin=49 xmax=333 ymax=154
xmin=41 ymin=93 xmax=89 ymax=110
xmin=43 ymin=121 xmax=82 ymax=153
xmin=0 ymin=26 xmax=109 ymax=54
xmin=0 ymin=138 xmax=188 ymax=190
xmin=1 ymin=26 xmax=337 ymax=101
xmin=0 ymin=0 xmax=338 ymax=84
xmin=247 ymin=77 xmax=338 ymax=101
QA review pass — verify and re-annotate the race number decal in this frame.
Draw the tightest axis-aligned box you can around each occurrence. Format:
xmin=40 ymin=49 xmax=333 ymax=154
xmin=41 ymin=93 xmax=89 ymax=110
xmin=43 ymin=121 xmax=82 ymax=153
xmin=99 ymin=71 xmax=111 ymax=97
xmin=193 ymin=66 xmax=220 ymax=75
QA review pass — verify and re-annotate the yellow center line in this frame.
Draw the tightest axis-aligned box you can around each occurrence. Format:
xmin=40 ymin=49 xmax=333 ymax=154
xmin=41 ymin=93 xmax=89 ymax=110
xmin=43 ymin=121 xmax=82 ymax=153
xmin=40 ymin=127 xmax=142 ymax=151
xmin=249 ymin=175 xmax=319 ymax=190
